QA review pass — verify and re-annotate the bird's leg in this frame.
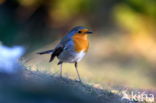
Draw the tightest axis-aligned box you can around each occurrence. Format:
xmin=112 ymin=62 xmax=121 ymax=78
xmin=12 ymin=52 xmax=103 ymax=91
xmin=58 ymin=61 xmax=63 ymax=78
xmin=74 ymin=62 xmax=81 ymax=82
xmin=60 ymin=63 xmax=62 ymax=77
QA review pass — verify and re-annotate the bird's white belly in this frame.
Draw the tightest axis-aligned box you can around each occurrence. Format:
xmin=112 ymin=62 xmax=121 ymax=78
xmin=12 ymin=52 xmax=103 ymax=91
xmin=73 ymin=51 xmax=86 ymax=62
xmin=58 ymin=51 xmax=86 ymax=63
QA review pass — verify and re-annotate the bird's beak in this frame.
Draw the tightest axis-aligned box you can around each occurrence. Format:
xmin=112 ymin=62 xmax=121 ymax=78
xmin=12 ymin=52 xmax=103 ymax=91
xmin=86 ymin=31 xmax=93 ymax=34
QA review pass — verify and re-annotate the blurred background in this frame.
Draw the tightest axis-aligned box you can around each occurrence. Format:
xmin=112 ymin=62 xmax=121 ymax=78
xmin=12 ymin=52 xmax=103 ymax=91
xmin=0 ymin=0 xmax=156 ymax=90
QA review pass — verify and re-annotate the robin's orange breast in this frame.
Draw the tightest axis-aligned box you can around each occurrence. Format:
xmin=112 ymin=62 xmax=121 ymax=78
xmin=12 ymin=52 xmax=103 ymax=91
xmin=72 ymin=33 xmax=89 ymax=52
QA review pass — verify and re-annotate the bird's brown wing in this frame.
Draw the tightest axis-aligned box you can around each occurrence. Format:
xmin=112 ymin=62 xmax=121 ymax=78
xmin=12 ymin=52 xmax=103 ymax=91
xmin=49 ymin=35 xmax=71 ymax=62
xmin=49 ymin=47 xmax=63 ymax=62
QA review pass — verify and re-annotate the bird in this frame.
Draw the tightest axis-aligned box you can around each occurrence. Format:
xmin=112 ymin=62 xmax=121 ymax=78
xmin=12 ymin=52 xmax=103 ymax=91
xmin=37 ymin=26 xmax=92 ymax=81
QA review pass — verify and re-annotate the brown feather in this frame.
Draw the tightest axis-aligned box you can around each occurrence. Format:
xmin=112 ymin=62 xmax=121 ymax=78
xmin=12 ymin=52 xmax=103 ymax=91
xmin=49 ymin=47 xmax=63 ymax=62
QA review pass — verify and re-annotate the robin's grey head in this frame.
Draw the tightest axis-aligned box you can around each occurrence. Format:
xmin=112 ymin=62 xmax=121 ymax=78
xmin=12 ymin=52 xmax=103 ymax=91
xmin=67 ymin=26 xmax=92 ymax=37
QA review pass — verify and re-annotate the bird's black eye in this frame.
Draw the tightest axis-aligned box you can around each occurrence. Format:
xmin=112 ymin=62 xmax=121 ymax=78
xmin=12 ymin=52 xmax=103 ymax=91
xmin=78 ymin=31 xmax=82 ymax=33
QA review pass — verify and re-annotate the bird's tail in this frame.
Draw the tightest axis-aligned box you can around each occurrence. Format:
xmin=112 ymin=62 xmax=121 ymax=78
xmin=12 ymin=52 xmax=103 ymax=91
xmin=37 ymin=49 xmax=54 ymax=55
